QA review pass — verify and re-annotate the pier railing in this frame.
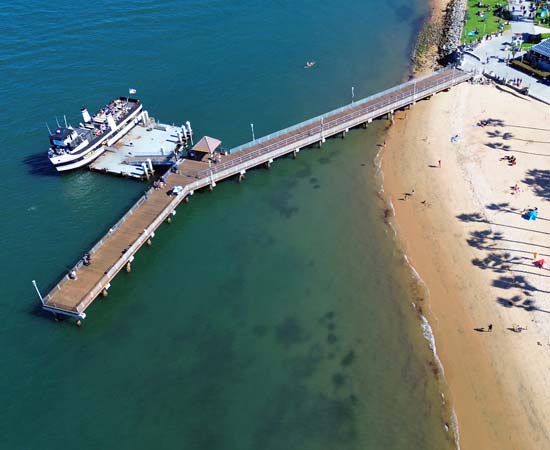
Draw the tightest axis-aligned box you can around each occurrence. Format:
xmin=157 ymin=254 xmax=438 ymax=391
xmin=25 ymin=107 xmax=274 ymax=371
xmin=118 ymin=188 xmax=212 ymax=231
xmin=229 ymin=67 xmax=466 ymax=155
xmin=42 ymin=185 xmax=157 ymax=310
xmin=41 ymin=67 xmax=472 ymax=318
xmin=197 ymin=67 xmax=470 ymax=180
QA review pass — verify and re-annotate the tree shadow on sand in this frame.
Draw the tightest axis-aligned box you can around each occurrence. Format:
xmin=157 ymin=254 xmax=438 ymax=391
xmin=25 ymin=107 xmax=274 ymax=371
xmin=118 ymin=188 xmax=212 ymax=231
xmin=492 ymin=274 xmax=550 ymax=295
xmin=467 ymin=229 xmax=503 ymax=249
xmin=456 ymin=212 xmax=488 ymax=223
xmin=485 ymin=202 xmax=521 ymax=214
xmin=466 ymin=230 xmax=550 ymax=257
xmin=523 ymin=169 xmax=550 ymax=202
xmin=480 ymin=118 xmax=505 ymax=127
xmin=485 ymin=142 xmax=548 ymax=156
xmin=472 ymin=252 xmax=519 ymax=273
xmin=473 ymin=251 xmax=550 ymax=278
xmin=486 ymin=130 xmax=514 ymax=140
xmin=486 ymin=201 xmax=550 ymax=221
xmin=457 ymin=211 xmax=550 ymax=235
xmin=485 ymin=142 xmax=513 ymax=151
xmin=497 ymin=295 xmax=550 ymax=314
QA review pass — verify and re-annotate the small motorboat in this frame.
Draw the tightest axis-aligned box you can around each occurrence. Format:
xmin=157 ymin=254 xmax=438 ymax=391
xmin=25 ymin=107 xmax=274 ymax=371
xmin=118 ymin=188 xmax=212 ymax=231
xmin=304 ymin=61 xmax=316 ymax=69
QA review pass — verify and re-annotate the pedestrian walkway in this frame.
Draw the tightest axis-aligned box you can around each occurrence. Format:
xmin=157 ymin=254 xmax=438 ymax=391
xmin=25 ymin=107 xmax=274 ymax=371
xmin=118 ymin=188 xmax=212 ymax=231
xmin=460 ymin=30 xmax=550 ymax=104
xmin=38 ymin=67 xmax=472 ymax=323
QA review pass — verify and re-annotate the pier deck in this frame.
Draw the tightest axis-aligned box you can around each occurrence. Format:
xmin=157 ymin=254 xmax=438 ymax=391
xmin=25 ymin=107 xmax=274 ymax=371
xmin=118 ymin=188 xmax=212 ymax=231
xmin=41 ymin=67 xmax=472 ymax=321
xmin=89 ymin=123 xmax=183 ymax=179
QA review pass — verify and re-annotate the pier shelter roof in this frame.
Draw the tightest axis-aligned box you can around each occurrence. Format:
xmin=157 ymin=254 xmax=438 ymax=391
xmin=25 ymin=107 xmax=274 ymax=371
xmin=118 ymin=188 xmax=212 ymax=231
xmin=192 ymin=136 xmax=222 ymax=154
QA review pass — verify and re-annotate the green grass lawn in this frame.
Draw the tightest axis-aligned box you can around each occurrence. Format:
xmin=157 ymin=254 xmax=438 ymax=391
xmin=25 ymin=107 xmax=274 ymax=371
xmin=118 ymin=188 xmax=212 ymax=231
xmin=463 ymin=0 xmax=508 ymax=43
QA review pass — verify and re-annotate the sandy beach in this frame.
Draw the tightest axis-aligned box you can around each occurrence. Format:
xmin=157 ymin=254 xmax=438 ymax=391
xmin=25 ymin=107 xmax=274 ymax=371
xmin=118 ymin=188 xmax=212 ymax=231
xmin=382 ymin=80 xmax=550 ymax=449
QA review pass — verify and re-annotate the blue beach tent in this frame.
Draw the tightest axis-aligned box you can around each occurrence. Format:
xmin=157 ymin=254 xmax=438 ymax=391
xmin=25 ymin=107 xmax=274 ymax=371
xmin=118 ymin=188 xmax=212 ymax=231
xmin=526 ymin=210 xmax=538 ymax=221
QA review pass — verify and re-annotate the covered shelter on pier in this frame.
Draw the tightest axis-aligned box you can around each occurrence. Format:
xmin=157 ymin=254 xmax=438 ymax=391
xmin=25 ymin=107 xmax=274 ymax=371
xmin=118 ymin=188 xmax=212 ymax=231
xmin=190 ymin=136 xmax=222 ymax=160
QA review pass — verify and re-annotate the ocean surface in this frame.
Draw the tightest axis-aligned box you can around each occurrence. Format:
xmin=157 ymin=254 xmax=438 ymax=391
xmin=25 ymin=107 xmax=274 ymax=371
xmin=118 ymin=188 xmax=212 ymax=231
xmin=0 ymin=1 xmax=453 ymax=448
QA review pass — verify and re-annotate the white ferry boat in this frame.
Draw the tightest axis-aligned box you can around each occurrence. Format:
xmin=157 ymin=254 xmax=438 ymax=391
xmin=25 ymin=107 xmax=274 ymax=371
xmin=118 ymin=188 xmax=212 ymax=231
xmin=47 ymin=97 xmax=143 ymax=172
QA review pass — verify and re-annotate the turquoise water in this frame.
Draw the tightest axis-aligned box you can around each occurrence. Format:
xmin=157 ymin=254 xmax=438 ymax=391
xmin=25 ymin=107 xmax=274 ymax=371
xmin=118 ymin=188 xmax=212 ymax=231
xmin=0 ymin=1 xmax=453 ymax=448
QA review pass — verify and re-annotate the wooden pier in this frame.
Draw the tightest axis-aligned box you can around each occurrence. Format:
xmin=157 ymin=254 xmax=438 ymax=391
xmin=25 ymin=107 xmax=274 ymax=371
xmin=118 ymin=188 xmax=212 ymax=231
xmin=38 ymin=67 xmax=472 ymax=322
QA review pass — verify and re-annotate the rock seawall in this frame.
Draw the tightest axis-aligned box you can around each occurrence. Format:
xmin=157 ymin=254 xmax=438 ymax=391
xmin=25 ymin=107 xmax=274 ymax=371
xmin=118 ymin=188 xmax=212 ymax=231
xmin=440 ymin=0 xmax=467 ymax=58
xmin=413 ymin=0 xmax=466 ymax=71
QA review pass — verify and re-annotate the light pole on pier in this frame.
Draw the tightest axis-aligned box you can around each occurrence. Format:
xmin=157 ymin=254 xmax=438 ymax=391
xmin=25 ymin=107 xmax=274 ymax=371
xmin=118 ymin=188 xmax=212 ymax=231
xmin=251 ymin=123 xmax=255 ymax=142
xmin=32 ymin=280 xmax=44 ymax=305
xmin=351 ymin=86 xmax=355 ymax=104
xmin=208 ymin=159 xmax=216 ymax=188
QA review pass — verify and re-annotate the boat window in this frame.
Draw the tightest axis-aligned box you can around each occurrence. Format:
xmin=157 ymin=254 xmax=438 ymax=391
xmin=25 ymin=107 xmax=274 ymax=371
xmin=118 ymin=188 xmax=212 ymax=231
xmin=50 ymin=139 xmax=66 ymax=147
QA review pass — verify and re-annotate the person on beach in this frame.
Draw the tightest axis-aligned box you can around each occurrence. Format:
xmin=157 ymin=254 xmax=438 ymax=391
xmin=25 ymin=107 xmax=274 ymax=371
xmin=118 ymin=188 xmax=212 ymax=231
xmin=488 ymin=324 xmax=493 ymax=332
xmin=438 ymin=160 xmax=441 ymax=168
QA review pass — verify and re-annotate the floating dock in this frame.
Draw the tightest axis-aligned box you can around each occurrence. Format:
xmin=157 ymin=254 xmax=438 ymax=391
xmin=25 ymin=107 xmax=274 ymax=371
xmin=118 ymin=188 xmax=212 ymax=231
xmin=38 ymin=67 xmax=472 ymax=323
xmin=89 ymin=120 xmax=189 ymax=179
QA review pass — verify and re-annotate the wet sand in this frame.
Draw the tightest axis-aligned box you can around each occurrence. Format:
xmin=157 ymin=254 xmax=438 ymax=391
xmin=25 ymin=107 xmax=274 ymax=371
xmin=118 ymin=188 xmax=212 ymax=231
xmin=382 ymin=82 xmax=550 ymax=449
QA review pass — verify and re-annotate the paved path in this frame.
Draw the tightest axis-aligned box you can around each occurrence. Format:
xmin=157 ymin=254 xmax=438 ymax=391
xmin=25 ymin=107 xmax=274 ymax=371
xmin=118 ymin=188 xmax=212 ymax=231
xmin=460 ymin=30 xmax=550 ymax=104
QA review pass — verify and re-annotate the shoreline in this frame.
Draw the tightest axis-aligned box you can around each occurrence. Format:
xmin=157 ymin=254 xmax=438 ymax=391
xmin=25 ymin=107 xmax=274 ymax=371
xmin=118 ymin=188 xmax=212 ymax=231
xmin=379 ymin=0 xmax=550 ymax=447
xmin=380 ymin=78 xmax=550 ymax=449
xmin=375 ymin=142 xmax=461 ymax=448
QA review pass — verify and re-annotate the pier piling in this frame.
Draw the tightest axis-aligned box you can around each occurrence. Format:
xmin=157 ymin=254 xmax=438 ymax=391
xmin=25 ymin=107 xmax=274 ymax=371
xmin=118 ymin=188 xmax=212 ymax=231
xmin=39 ymin=67 xmax=472 ymax=322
